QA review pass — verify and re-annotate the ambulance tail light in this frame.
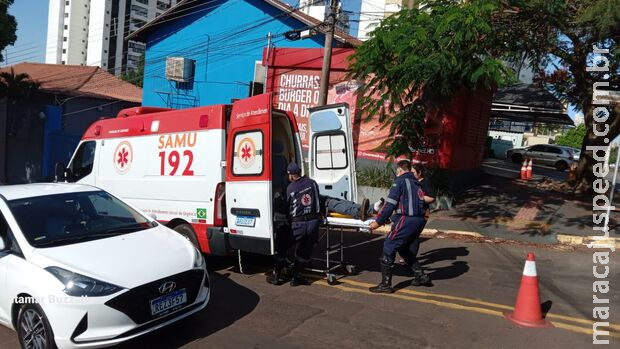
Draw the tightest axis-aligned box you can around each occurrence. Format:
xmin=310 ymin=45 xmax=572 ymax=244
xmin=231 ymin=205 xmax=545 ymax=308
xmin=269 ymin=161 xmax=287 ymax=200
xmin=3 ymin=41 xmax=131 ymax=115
xmin=214 ymin=182 xmax=227 ymax=227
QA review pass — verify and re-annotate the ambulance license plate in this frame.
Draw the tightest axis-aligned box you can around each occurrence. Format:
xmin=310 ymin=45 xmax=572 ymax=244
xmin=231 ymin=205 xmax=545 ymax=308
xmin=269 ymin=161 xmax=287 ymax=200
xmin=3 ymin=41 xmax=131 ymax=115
xmin=236 ymin=216 xmax=255 ymax=227
xmin=150 ymin=289 xmax=187 ymax=316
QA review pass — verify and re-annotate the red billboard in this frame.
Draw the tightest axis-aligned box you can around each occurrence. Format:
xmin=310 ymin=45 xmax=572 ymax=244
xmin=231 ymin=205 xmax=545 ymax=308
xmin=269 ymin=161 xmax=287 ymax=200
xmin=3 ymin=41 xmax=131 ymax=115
xmin=263 ymin=47 xmax=492 ymax=170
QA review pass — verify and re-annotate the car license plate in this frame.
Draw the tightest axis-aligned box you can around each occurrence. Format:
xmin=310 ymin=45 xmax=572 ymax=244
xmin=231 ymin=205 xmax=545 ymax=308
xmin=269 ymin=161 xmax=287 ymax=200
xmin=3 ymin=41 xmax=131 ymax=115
xmin=236 ymin=216 xmax=255 ymax=227
xmin=150 ymin=289 xmax=187 ymax=316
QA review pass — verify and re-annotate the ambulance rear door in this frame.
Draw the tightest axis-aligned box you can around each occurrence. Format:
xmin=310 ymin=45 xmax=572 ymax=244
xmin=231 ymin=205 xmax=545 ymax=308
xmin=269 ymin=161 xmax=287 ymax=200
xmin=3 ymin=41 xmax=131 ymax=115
xmin=225 ymin=94 xmax=274 ymax=255
xmin=308 ymin=103 xmax=357 ymax=202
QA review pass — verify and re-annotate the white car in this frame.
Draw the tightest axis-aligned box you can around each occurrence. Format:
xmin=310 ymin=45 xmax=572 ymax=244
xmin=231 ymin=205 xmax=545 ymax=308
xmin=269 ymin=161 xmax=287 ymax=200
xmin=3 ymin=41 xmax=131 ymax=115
xmin=0 ymin=183 xmax=210 ymax=349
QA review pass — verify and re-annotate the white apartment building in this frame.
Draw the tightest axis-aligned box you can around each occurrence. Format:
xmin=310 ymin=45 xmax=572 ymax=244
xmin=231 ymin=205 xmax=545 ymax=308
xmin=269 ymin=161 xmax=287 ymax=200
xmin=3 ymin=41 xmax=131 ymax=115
xmin=46 ymin=0 xmax=177 ymax=75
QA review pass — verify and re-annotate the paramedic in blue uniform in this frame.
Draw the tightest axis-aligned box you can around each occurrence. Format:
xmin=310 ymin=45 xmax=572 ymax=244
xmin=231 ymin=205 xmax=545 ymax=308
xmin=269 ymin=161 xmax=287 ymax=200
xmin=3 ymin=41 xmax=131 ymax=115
xmin=285 ymin=162 xmax=321 ymax=286
xmin=368 ymin=159 xmax=426 ymax=293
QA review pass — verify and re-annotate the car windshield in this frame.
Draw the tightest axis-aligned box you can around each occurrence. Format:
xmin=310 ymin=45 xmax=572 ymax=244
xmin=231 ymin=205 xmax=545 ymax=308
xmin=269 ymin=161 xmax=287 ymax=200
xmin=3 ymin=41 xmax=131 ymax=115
xmin=8 ymin=191 xmax=156 ymax=248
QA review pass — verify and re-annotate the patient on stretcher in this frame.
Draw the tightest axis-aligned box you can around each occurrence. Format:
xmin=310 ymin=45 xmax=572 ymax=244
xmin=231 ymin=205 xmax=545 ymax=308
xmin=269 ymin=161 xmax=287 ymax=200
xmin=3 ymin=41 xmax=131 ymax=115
xmin=320 ymin=196 xmax=384 ymax=221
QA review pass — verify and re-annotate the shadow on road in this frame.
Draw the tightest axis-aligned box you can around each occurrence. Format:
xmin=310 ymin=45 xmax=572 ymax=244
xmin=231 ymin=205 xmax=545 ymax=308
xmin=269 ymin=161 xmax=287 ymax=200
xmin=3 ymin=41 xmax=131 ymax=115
xmin=541 ymin=300 xmax=553 ymax=318
xmin=309 ymin=231 xmax=471 ymax=284
xmin=112 ymin=269 xmax=260 ymax=349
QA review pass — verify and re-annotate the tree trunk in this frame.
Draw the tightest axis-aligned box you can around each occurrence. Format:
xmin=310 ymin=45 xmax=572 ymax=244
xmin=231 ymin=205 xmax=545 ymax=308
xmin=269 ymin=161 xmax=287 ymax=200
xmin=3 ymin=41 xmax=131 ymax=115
xmin=574 ymin=102 xmax=620 ymax=196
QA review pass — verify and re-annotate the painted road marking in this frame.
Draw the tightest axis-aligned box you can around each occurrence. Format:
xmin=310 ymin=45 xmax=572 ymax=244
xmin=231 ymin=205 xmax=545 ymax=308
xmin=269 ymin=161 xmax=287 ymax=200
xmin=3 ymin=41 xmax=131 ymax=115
xmin=312 ymin=279 xmax=620 ymax=338
xmin=326 ymin=277 xmax=620 ymax=331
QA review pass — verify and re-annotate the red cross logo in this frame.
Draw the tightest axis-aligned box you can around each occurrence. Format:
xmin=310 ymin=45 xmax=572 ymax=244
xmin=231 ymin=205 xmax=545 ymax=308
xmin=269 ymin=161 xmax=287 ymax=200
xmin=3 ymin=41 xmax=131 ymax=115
xmin=113 ymin=141 xmax=132 ymax=174
xmin=237 ymin=138 xmax=256 ymax=168
xmin=302 ymin=194 xmax=312 ymax=206
xmin=241 ymin=143 xmax=252 ymax=161
xmin=117 ymin=147 xmax=129 ymax=168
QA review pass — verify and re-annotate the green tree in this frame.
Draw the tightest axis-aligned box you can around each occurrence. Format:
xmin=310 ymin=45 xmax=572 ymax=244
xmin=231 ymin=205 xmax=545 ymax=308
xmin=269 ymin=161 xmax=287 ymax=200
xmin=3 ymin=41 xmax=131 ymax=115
xmin=349 ymin=0 xmax=513 ymax=158
xmin=496 ymin=0 xmax=619 ymax=193
xmin=121 ymin=54 xmax=144 ymax=88
xmin=555 ymin=124 xmax=586 ymax=148
xmin=0 ymin=0 xmax=16 ymax=62
xmin=349 ymin=0 xmax=619 ymax=194
xmin=0 ymin=68 xmax=40 ymax=101
xmin=0 ymin=68 xmax=41 ymax=136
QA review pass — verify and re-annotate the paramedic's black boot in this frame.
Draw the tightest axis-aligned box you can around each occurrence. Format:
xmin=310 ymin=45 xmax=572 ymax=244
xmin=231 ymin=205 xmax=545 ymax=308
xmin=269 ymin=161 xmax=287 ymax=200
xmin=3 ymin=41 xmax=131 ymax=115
xmin=290 ymin=262 xmax=310 ymax=287
xmin=266 ymin=259 xmax=288 ymax=285
xmin=411 ymin=266 xmax=431 ymax=286
xmin=369 ymin=264 xmax=394 ymax=294
xmin=359 ymin=198 xmax=370 ymax=221
xmin=266 ymin=268 xmax=285 ymax=285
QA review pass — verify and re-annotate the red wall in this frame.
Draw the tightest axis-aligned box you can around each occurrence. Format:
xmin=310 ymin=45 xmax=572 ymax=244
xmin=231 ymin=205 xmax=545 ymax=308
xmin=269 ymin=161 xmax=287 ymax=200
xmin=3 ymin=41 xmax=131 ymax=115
xmin=263 ymin=47 xmax=492 ymax=170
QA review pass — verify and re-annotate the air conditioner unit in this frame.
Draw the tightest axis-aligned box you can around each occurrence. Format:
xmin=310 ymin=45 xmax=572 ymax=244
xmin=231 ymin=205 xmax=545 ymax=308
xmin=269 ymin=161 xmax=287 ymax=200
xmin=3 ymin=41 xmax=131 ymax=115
xmin=165 ymin=57 xmax=195 ymax=82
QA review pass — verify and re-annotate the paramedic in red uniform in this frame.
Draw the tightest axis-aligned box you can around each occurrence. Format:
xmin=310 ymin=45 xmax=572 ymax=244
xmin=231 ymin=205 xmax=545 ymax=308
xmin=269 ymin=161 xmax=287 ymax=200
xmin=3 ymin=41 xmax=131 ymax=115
xmin=368 ymin=160 xmax=426 ymax=293
xmin=285 ymin=162 xmax=321 ymax=286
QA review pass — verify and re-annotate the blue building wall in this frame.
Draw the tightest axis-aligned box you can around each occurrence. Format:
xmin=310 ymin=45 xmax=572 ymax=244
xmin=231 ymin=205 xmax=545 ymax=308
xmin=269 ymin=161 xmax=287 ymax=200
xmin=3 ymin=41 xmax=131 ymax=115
xmin=142 ymin=0 xmax=329 ymax=108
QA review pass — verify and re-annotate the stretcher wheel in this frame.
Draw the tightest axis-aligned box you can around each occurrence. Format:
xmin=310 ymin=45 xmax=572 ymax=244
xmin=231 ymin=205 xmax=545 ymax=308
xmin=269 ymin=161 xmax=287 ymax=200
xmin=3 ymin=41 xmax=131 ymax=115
xmin=345 ymin=264 xmax=357 ymax=275
xmin=327 ymin=273 xmax=338 ymax=285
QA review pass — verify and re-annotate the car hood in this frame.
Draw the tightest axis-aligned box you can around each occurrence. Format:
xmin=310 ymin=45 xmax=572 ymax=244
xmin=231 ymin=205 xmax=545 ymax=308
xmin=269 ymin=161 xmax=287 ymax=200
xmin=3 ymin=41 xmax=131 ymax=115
xmin=29 ymin=225 xmax=196 ymax=289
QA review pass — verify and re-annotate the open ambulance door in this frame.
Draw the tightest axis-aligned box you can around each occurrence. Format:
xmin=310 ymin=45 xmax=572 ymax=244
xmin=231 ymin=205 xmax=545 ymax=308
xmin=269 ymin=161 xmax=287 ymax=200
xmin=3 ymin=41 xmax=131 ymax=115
xmin=225 ymin=94 xmax=274 ymax=255
xmin=308 ymin=103 xmax=358 ymax=202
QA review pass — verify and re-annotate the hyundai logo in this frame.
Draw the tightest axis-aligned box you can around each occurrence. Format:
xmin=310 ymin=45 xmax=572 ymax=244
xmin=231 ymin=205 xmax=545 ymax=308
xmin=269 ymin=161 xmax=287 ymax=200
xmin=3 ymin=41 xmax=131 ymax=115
xmin=158 ymin=281 xmax=176 ymax=294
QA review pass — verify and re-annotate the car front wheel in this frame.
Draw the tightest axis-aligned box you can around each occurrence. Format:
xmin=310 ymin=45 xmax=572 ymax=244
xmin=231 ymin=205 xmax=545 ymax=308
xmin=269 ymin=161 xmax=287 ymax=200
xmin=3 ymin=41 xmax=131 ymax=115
xmin=511 ymin=153 xmax=524 ymax=163
xmin=555 ymin=161 xmax=568 ymax=172
xmin=17 ymin=303 xmax=57 ymax=349
xmin=173 ymin=223 xmax=200 ymax=249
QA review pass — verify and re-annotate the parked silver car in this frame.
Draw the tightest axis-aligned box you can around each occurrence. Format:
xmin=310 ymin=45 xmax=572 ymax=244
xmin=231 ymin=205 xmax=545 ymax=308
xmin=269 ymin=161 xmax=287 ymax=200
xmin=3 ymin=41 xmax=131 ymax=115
xmin=506 ymin=144 xmax=574 ymax=171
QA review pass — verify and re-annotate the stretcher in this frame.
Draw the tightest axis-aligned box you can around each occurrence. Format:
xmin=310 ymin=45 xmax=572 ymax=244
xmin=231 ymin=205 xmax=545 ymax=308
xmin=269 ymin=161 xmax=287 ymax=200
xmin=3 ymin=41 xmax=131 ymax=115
xmin=305 ymin=212 xmax=374 ymax=285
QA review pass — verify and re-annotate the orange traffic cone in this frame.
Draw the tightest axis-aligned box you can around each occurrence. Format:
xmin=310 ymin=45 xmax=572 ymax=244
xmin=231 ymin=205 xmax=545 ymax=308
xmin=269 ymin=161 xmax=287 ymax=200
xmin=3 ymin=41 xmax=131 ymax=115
xmin=526 ymin=159 xmax=533 ymax=180
xmin=520 ymin=160 xmax=527 ymax=180
xmin=504 ymin=253 xmax=552 ymax=328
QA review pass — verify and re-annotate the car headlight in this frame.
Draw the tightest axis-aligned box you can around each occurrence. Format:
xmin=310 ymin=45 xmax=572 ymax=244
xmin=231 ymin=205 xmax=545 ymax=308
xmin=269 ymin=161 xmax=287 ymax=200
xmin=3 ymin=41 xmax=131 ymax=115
xmin=45 ymin=266 xmax=122 ymax=297
xmin=193 ymin=248 xmax=206 ymax=269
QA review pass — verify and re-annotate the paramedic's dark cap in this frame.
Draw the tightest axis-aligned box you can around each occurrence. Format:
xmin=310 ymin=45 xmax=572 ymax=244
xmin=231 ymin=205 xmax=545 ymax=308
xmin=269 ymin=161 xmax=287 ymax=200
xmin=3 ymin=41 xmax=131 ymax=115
xmin=287 ymin=163 xmax=301 ymax=175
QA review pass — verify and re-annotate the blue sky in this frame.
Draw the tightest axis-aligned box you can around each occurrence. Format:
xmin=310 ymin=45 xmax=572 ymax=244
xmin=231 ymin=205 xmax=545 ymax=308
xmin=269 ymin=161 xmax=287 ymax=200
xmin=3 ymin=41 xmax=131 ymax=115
xmin=0 ymin=0 xmax=591 ymax=126
xmin=4 ymin=0 xmax=49 ymax=66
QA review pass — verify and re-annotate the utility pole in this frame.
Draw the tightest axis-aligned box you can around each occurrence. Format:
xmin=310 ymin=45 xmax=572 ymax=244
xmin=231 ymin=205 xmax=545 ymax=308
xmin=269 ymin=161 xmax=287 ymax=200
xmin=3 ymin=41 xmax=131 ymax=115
xmin=318 ymin=0 xmax=339 ymax=106
xmin=264 ymin=32 xmax=272 ymax=86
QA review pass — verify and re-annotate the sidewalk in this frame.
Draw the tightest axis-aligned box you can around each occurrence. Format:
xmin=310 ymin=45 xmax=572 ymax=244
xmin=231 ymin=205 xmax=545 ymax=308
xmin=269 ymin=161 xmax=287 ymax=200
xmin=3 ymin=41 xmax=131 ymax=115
xmin=424 ymin=174 xmax=619 ymax=247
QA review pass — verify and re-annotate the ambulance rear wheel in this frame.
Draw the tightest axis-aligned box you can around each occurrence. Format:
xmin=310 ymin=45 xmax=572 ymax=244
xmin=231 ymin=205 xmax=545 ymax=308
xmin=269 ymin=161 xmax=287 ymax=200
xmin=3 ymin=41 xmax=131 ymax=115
xmin=174 ymin=223 xmax=200 ymax=249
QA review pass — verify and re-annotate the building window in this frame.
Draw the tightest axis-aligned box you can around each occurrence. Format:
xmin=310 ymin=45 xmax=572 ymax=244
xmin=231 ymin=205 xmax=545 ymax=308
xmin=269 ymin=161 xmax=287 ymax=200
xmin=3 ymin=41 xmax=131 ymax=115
xmin=63 ymin=37 xmax=67 ymax=42
xmin=64 ymin=13 xmax=69 ymax=18
xmin=63 ymin=49 xmax=66 ymax=53
xmin=136 ymin=0 xmax=148 ymax=4
xmin=64 ymin=25 xmax=68 ymax=29
xmin=61 ymin=61 xmax=65 ymax=64
xmin=65 ymin=1 xmax=69 ymax=5
xmin=131 ymin=5 xmax=148 ymax=17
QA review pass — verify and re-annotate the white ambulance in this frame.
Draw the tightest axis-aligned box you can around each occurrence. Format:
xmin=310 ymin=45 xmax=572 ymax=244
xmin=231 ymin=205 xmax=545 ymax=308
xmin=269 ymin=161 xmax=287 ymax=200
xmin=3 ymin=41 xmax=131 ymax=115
xmin=62 ymin=93 xmax=357 ymax=256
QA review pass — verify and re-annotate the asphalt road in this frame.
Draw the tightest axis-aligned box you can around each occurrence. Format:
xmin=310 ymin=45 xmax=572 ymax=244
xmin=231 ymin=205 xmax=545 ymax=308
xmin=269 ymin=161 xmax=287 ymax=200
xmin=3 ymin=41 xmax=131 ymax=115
xmin=2 ymin=232 xmax=617 ymax=349
xmin=483 ymin=158 xmax=620 ymax=188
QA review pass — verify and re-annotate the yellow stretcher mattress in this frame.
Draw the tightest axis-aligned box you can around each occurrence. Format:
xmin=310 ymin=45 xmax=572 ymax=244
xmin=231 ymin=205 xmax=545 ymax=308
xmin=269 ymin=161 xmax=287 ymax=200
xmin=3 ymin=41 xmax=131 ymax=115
xmin=325 ymin=216 xmax=374 ymax=231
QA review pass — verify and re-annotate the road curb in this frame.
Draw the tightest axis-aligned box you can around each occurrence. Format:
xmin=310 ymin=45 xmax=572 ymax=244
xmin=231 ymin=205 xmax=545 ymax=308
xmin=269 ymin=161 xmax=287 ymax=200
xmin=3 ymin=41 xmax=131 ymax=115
xmin=375 ymin=224 xmax=620 ymax=248
xmin=556 ymin=234 xmax=620 ymax=249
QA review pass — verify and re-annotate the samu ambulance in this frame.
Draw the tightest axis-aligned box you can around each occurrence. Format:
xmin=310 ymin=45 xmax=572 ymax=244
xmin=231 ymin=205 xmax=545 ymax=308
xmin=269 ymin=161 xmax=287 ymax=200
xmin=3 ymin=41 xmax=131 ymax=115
xmin=62 ymin=93 xmax=357 ymax=256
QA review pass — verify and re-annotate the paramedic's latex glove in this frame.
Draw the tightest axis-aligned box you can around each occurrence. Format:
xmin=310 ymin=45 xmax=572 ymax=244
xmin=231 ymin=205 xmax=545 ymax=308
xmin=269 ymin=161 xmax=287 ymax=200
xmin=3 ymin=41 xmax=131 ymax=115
xmin=369 ymin=221 xmax=380 ymax=231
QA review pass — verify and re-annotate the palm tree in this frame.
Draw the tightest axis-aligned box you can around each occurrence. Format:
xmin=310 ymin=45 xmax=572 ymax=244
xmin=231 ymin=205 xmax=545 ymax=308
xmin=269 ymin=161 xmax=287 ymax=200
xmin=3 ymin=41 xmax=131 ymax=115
xmin=0 ymin=68 xmax=40 ymax=101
